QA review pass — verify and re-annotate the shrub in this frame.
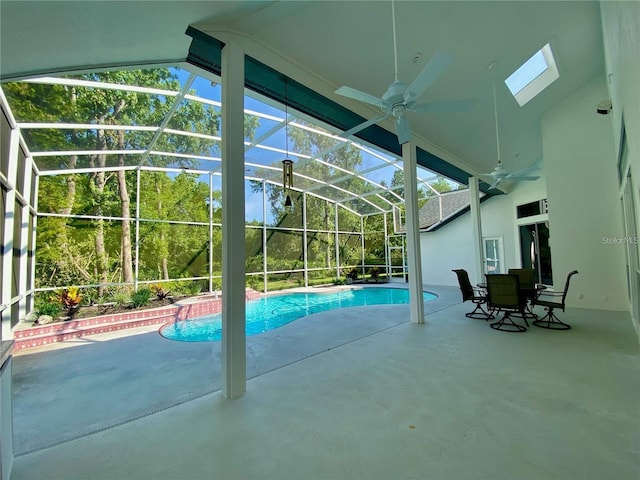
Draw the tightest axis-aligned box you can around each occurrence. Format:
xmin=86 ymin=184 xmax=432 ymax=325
xmin=369 ymin=266 xmax=380 ymax=280
xmin=59 ymin=286 xmax=82 ymax=311
xmin=109 ymin=289 xmax=131 ymax=307
xmin=346 ymin=268 xmax=359 ymax=280
xmin=130 ymin=288 xmax=152 ymax=308
xmin=167 ymin=280 xmax=201 ymax=297
xmin=183 ymin=281 xmax=203 ymax=296
xmin=81 ymin=288 xmax=100 ymax=306
xmin=247 ymin=276 xmax=261 ymax=290
xmin=150 ymin=283 xmax=170 ymax=300
xmin=35 ymin=300 xmax=62 ymax=319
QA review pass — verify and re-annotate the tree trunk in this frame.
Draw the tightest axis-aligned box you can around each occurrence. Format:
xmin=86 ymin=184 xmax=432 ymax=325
xmin=94 ymin=170 xmax=108 ymax=297
xmin=61 ymin=155 xmax=77 ymax=215
xmin=117 ymin=131 xmax=134 ymax=284
xmin=93 ymin=129 xmax=109 ymax=297
xmin=61 ymin=88 xmax=78 ymax=216
xmin=324 ymin=203 xmax=332 ymax=269
xmin=155 ymin=179 xmax=170 ymax=280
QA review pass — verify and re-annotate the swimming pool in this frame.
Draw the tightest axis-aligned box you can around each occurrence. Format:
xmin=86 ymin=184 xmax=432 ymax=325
xmin=160 ymin=287 xmax=437 ymax=342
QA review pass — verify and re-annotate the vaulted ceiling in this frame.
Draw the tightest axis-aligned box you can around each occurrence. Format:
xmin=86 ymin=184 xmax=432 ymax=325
xmin=0 ymin=1 xmax=605 ymax=184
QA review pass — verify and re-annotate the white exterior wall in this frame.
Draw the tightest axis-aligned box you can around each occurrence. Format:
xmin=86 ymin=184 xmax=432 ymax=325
xmin=421 ymin=175 xmax=547 ymax=287
xmin=542 ymin=75 xmax=627 ymax=311
xmin=600 ymin=0 xmax=640 ymax=334
xmin=424 ymin=73 xmax=628 ymax=314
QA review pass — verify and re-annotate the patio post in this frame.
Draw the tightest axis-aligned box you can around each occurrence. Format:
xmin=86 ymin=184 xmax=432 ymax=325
xmin=221 ymin=41 xmax=246 ymax=399
xmin=469 ymin=176 xmax=484 ymax=283
xmin=402 ymin=142 xmax=425 ymax=324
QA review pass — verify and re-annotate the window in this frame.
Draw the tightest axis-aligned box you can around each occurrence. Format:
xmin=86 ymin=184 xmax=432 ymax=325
xmin=505 ymin=43 xmax=559 ymax=106
xmin=516 ymin=199 xmax=548 ymax=219
xmin=483 ymin=237 xmax=504 ymax=274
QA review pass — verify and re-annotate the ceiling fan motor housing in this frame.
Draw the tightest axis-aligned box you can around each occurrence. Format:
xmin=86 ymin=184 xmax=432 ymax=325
xmin=382 ymin=80 xmax=407 ymax=103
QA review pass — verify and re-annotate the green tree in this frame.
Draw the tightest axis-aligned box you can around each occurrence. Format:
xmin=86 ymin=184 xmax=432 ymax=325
xmin=5 ymin=68 xmax=258 ymax=291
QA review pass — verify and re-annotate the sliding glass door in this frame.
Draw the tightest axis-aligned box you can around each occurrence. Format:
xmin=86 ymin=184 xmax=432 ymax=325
xmin=519 ymin=222 xmax=553 ymax=285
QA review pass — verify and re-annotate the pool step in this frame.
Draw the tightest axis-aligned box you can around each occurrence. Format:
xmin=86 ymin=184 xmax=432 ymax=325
xmin=14 ymin=312 xmax=178 ymax=351
xmin=12 ymin=295 xmax=237 ymax=352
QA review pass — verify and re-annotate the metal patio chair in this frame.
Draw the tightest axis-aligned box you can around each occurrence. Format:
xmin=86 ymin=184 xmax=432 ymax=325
xmin=531 ymin=270 xmax=579 ymax=330
xmin=508 ymin=268 xmax=538 ymax=320
xmin=452 ymin=269 xmax=493 ymax=320
xmin=485 ymin=274 xmax=528 ymax=332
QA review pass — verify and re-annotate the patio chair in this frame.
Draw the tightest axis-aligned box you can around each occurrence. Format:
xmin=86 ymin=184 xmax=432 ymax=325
xmin=508 ymin=268 xmax=538 ymax=319
xmin=531 ymin=270 xmax=579 ymax=330
xmin=485 ymin=274 xmax=528 ymax=332
xmin=452 ymin=269 xmax=493 ymax=320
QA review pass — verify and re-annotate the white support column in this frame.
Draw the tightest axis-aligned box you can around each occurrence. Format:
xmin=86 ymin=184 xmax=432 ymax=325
xmin=221 ymin=42 xmax=246 ymax=399
xmin=28 ymin=174 xmax=39 ymax=313
xmin=402 ymin=142 xmax=425 ymax=324
xmin=208 ymin=173 xmax=213 ymax=293
xmin=1 ymin=129 xmax=19 ymax=339
xmin=134 ymin=168 xmax=141 ymax=291
xmin=469 ymin=176 xmax=484 ymax=284
xmin=383 ymin=212 xmax=390 ymax=279
xmin=360 ymin=216 xmax=365 ymax=276
xmin=334 ymin=203 xmax=340 ymax=278
xmin=262 ymin=180 xmax=268 ymax=293
xmin=302 ymin=193 xmax=309 ymax=288
xmin=17 ymin=156 xmax=33 ymax=321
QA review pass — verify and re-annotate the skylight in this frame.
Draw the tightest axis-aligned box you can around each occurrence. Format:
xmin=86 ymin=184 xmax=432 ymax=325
xmin=505 ymin=43 xmax=559 ymax=106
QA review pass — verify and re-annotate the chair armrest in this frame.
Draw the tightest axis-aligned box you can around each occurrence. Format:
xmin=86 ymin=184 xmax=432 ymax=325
xmin=533 ymin=291 xmax=563 ymax=302
xmin=537 ymin=290 xmax=563 ymax=297
xmin=472 ymin=287 xmax=487 ymax=297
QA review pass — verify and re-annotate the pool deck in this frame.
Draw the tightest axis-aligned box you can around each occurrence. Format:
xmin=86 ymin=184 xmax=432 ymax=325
xmin=12 ymin=283 xmax=460 ymax=455
xmin=8 ymin=282 xmax=640 ymax=480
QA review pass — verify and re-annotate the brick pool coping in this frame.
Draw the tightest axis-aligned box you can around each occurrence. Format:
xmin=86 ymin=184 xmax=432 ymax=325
xmin=13 ymin=289 xmax=262 ymax=352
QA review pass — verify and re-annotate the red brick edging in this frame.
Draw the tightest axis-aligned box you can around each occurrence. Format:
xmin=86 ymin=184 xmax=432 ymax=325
xmin=14 ymin=289 xmax=262 ymax=351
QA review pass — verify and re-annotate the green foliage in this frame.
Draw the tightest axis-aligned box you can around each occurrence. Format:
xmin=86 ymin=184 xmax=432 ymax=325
xmin=369 ymin=266 xmax=380 ymax=280
xmin=165 ymin=280 xmax=204 ymax=297
xmin=35 ymin=298 xmax=63 ymax=318
xmin=428 ymin=176 xmax=456 ymax=195
xmin=59 ymin=286 xmax=82 ymax=310
xmin=108 ymin=288 xmax=131 ymax=307
xmin=346 ymin=268 xmax=359 ymax=281
xmin=7 ymin=68 xmax=397 ymax=297
xmin=184 ymin=281 xmax=205 ymax=296
xmin=81 ymin=288 xmax=100 ymax=306
xmin=130 ymin=288 xmax=152 ymax=308
xmin=246 ymin=275 xmax=262 ymax=291
xmin=150 ymin=283 xmax=170 ymax=299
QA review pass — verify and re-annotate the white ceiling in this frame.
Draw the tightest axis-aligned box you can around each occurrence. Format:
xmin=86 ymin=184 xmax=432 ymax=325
xmin=0 ymin=1 xmax=605 ymax=182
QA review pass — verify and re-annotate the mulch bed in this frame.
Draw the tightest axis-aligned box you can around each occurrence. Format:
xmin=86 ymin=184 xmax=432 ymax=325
xmin=34 ymin=297 xmax=186 ymax=326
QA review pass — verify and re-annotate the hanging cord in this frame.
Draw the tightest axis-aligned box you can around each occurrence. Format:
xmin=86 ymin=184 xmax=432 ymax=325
xmin=493 ymin=81 xmax=501 ymax=164
xmin=392 ymin=0 xmax=399 ymax=82
xmin=285 ymin=78 xmax=289 ymax=157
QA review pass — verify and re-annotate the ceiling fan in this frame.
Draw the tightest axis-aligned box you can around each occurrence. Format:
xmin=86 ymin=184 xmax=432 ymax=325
xmin=334 ymin=0 xmax=475 ymax=145
xmin=484 ymin=82 xmax=540 ymax=190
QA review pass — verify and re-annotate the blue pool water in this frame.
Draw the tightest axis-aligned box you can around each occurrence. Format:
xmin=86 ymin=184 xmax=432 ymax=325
xmin=160 ymin=287 xmax=437 ymax=342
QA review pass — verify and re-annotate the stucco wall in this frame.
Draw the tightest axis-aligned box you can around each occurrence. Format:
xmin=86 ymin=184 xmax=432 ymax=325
xmin=600 ymin=0 xmax=640 ymax=331
xmin=421 ymin=175 xmax=547 ymax=287
xmin=541 ymin=75 xmax=626 ymax=311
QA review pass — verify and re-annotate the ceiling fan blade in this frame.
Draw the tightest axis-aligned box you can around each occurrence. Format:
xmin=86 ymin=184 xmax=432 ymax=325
xmin=489 ymin=178 xmax=501 ymax=190
xmin=408 ymin=98 xmax=477 ymax=113
xmin=335 ymin=86 xmax=384 ymax=107
xmin=508 ymin=165 xmax=540 ymax=177
xmin=340 ymin=113 xmax=389 ymax=138
xmin=404 ymin=51 xmax=454 ymax=102
xmin=395 ymin=114 xmax=411 ymax=144
xmin=509 ymin=175 xmax=540 ymax=181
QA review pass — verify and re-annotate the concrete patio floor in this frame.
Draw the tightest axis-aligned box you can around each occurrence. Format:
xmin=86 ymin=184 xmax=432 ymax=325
xmin=9 ymin=284 xmax=640 ymax=479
